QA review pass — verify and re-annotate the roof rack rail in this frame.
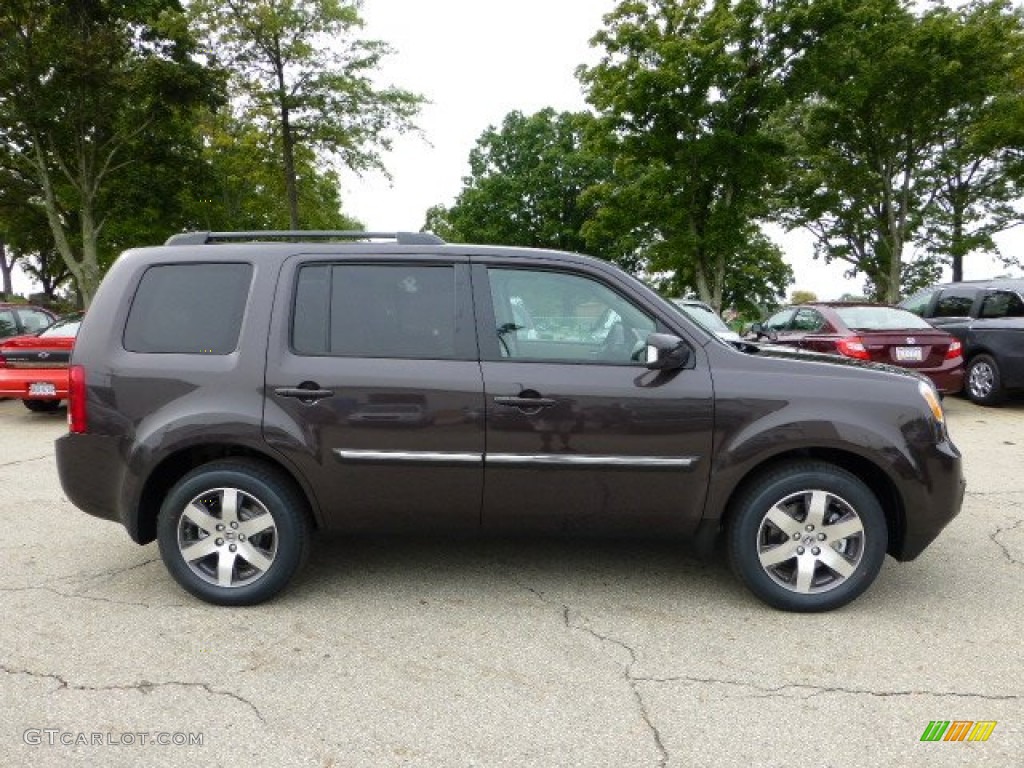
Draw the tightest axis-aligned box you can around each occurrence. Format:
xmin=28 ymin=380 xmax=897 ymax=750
xmin=164 ymin=230 xmax=446 ymax=246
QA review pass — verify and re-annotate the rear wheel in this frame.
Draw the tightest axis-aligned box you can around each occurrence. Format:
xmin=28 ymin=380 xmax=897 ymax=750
xmin=727 ymin=462 xmax=887 ymax=612
xmin=157 ymin=460 xmax=311 ymax=606
xmin=964 ymin=354 xmax=1004 ymax=406
xmin=23 ymin=399 xmax=62 ymax=413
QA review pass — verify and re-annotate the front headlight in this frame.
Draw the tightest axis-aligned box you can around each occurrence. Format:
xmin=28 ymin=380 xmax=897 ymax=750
xmin=918 ymin=380 xmax=945 ymax=425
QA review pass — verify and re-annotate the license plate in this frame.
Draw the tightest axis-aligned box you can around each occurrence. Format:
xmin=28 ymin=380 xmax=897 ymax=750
xmin=894 ymin=346 xmax=923 ymax=362
xmin=28 ymin=382 xmax=57 ymax=396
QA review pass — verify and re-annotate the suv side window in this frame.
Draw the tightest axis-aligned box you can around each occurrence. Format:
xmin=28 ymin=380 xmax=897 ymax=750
xmin=486 ymin=268 xmax=654 ymax=363
xmin=292 ymin=264 xmax=458 ymax=359
xmin=123 ymin=263 xmax=253 ymax=354
xmin=933 ymin=288 xmax=977 ymax=318
xmin=979 ymin=290 xmax=1024 ymax=319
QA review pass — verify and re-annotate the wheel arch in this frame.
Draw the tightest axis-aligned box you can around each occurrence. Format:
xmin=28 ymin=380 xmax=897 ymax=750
xmin=713 ymin=448 xmax=905 ymax=559
xmin=133 ymin=444 xmax=320 ymax=545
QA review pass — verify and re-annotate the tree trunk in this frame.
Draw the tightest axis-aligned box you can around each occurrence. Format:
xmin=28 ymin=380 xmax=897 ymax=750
xmin=0 ymin=239 xmax=14 ymax=298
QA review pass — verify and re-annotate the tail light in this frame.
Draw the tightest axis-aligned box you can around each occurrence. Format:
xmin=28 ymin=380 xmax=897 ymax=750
xmin=0 ymin=353 xmax=6 ymax=368
xmin=68 ymin=364 xmax=87 ymax=433
xmin=836 ymin=337 xmax=871 ymax=360
xmin=945 ymin=339 xmax=962 ymax=359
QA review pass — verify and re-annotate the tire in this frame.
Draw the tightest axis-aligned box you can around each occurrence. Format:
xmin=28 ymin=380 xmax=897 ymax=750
xmin=727 ymin=462 xmax=887 ymax=612
xmin=157 ymin=460 xmax=311 ymax=606
xmin=23 ymin=399 xmax=62 ymax=413
xmin=964 ymin=354 xmax=1004 ymax=406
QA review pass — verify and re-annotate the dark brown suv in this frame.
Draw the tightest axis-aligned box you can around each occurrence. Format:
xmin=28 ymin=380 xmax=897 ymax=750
xmin=56 ymin=231 xmax=965 ymax=611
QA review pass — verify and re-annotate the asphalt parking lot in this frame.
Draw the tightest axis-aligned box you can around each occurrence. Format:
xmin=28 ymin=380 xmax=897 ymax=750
xmin=1 ymin=395 xmax=1021 ymax=767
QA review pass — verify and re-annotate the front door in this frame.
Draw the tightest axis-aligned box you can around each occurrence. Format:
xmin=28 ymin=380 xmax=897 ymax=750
xmin=474 ymin=263 xmax=715 ymax=535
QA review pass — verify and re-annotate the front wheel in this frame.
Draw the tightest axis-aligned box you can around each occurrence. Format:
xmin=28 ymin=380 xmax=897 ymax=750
xmin=157 ymin=460 xmax=311 ymax=606
xmin=964 ymin=354 xmax=1004 ymax=406
xmin=727 ymin=462 xmax=887 ymax=612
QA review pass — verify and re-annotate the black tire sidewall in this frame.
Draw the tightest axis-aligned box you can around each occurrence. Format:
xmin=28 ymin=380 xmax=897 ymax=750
xmin=965 ymin=354 xmax=1003 ymax=406
xmin=728 ymin=464 xmax=888 ymax=612
xmin=157 ymin=462 xmax=309 ymax=606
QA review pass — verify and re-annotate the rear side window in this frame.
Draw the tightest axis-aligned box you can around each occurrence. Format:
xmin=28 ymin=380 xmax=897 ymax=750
xmin=292 ymin=264 xmax=458 ymax=359
xmin=933 ymin=289 xmax=977 ymax=318
xmin=979 ymin=291 xmax=1024 ymax=319
xmin=124 ymin=263 xmax=253 ymax=354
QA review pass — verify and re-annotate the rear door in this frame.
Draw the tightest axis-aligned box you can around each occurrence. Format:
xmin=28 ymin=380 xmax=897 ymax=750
xmin=473 ymin=260 xmax=714 ymax=535
xmin=974 ymin=289 xmax=1024 ymax=388
xmin=263 ymin=254 xmax=485 ymax=532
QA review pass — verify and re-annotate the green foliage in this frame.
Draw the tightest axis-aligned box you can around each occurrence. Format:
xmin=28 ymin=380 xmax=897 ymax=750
xmin=190 ymin=0 xmax=423 ymax=228
xmin=577 ymin=0 xmax=798 ymax=311
xmin=425 ymin=109 xmax=618 ymax=259
xmin=0 ymin=0 xmax=221 ymax=304
xmin=776 ymin=0 xmax=1024 ymax=300
xmin=789 ymin=290 xmax=818 ymax=305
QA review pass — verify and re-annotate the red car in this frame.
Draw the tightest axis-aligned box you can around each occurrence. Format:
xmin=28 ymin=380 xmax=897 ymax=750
xmin=750 ymin=303 xmax=964 ymax=394
xmin=0 ymin=313 xmax=82 ymax=412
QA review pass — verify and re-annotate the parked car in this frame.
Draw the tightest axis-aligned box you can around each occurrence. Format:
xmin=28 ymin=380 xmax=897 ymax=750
xmin=899 ymin=278 xmax=1024 ymax=405
xmin=747 ymin=303 xmax=964 ymax=395
xmin=0 ymin=313 xmax=82 ymax=411
xmin=56 ymin=231 xmax=964 ymax=612
xmin=670 ymin=299 xmax=743 ymax=343
xmin=0 ymin=302 xmax=56 ymax=342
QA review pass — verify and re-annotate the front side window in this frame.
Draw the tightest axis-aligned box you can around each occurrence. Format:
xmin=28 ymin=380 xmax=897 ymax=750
xmin=933 ymin=289 xmax=977 ymax=318
xmin=979 ymin=291 xmax=1024 ymax=319
xmin=791 ymin=308 xmax=827 ymax=332
xmin=763 ymin=309 xmax=794 ymax=331
xmin=487 ymin=268 xmax=654 ymax=363
xmin=292 ymin=264 xmax=457 ymax=359
xmin=900 ymin=289 xmax=935 ymax=317
xmin=124 ymin=263 xmax=253 ymax=354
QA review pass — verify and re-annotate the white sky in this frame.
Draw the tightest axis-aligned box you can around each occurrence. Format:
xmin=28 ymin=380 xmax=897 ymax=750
xmin=12 ymin=0 xmax=1023 ymax=299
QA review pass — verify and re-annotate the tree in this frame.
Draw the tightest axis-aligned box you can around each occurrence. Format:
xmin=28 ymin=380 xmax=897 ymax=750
xmin=777 ymin=0 xmax=1024 ymax=300
xmin=191 ymin=0 xmax=423 ymax=229
xmin=789 ymin=289 xmax=818 ymax=304
xmin=577 ymin=0 xmax=801 ymax=311
xmin=185 ymin=109 xmax=361 ymax=231
xmin=425 ymin=109 xmax=619 ymax=259
xmin=919 ymin=1 xmax=1024 ymax=282
xmin=0 ymin=1 xmax=220 ymax=305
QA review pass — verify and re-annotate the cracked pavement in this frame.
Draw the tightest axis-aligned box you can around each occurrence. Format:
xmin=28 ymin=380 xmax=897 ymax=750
xmin=1 ymin=396 xmax=1022 ymax=767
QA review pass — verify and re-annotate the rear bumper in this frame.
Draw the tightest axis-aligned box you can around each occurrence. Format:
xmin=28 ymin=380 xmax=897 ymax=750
xmin=0 ymin=369 xmax=69 ymax=399
xmin=56 ymin=433 xmax=130 ymax=531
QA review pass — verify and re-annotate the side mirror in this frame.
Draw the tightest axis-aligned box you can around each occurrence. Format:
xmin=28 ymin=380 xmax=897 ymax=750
xmin=644 ymin=333 xmax=691 ymax=370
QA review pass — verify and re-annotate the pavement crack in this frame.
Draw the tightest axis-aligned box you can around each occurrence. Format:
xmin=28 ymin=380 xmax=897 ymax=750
xmin=633 ymin=674 xmax=1022 ymax=702
xmin=507 ymin=574 xmax=668 ymax=768
xmin=0 ymin=454 xmax=51 ymax=468
xmin=0 ymin=664 xmax=265 ymax=722
xmin=990 ymin=520 xmax=1023 ymax=566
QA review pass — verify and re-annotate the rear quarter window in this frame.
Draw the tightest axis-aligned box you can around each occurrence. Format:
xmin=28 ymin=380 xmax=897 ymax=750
xmin=123 ymin=263 xmax=253 ymax=354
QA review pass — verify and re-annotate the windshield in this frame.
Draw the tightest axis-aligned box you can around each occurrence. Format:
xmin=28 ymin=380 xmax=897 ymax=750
xmin=672 ymin=300 xmax=735 ymax=334
xmin=833 ymin=306 xmax=933 ymax=331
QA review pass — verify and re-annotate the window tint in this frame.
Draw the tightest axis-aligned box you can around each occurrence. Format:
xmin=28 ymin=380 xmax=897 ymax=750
xmin=791 ymin=308 xmax=827 ymax=332
xmin=292 ymin=264 xmax=457 ymax=359
xmin=124 ymin=263 xmax=252 ymax=354
xmin=933 ymin=289 xmax=977 ymax=318
xmin=763 ymin=309 xmax=794 ymax=331
xmin=18 ymin=308 xmax=52 ymax=333
xmin=0 ymin=309 xmax=15 ymax=338
xmin=979 ymin=291 xmax=1024 ymax=319
xmin=487 ymin=268 xmax=654 ymax=363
